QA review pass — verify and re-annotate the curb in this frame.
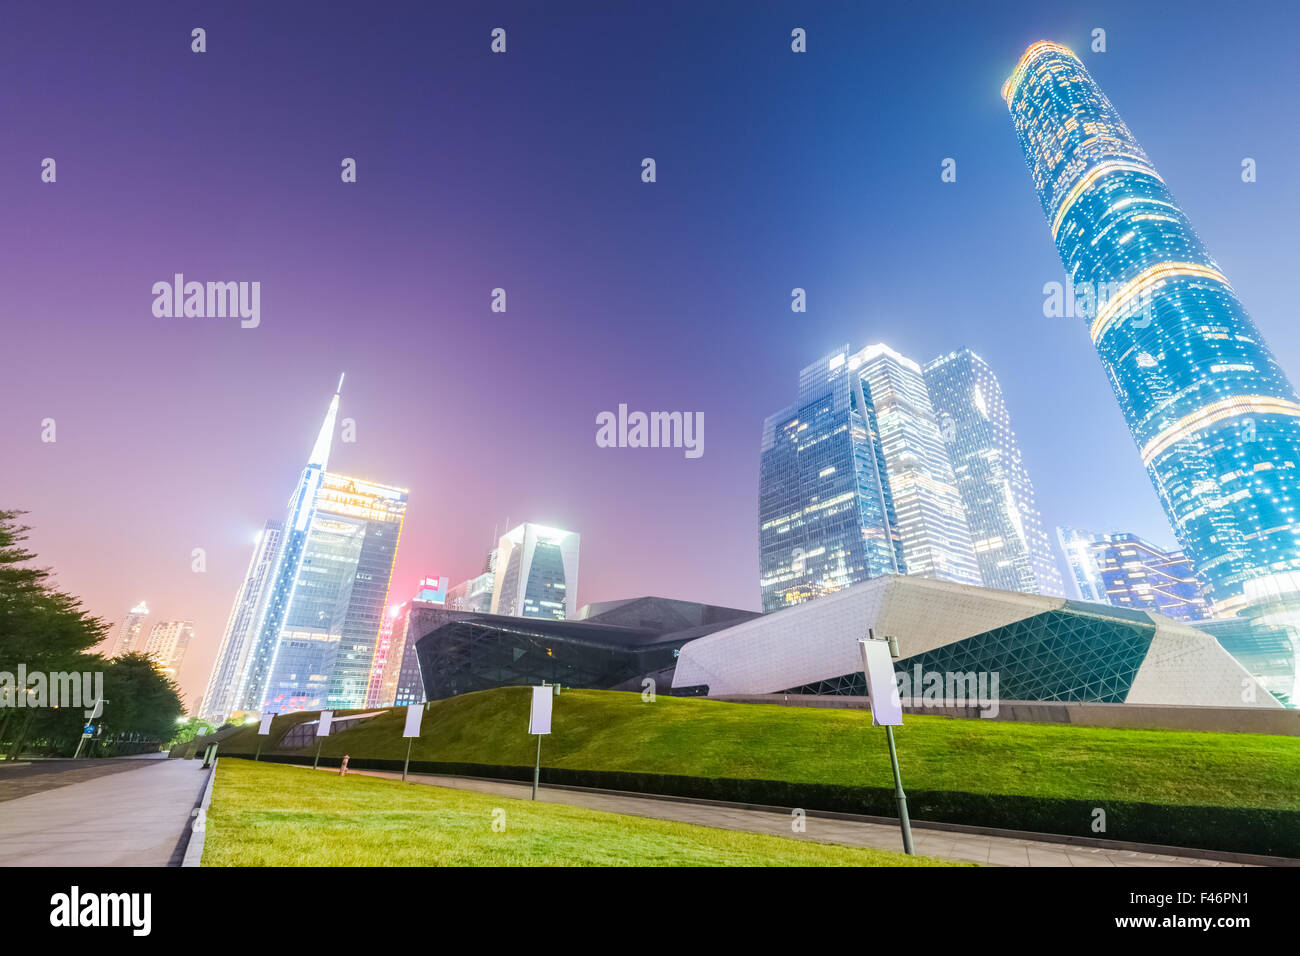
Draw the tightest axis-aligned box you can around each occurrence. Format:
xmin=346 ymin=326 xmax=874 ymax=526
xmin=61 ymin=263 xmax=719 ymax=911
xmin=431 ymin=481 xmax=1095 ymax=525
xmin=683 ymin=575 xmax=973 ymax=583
xmin=180 ymin=759 xmax=217 ymax=868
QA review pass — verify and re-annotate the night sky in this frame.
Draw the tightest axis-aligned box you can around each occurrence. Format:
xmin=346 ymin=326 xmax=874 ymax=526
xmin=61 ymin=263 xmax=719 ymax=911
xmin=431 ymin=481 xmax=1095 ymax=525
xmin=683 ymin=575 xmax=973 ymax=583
xmin=4 ymin=0 xmax=1299 ymax=708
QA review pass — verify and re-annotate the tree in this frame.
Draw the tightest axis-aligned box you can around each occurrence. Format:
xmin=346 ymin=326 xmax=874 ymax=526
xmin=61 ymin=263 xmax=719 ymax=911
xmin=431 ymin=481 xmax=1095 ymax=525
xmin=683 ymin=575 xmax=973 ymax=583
xmin=0 ymin=510 xmax=182 ymax=756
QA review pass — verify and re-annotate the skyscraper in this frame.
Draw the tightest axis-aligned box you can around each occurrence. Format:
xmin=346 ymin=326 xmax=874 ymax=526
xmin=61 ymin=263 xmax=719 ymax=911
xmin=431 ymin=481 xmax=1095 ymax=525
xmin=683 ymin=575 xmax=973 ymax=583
xmin=759 ymin=344 xmax=983 ymax=611
xmin=759 ymin=347 xmax=905 ymax=612
xmin=369 ymin=576 xmax=447 ymax=707
xmin=855 ymin=344 xmax=982 ymax=587
xmin=231 ymin=379 xmax=408 ymax=715
xmin=143 ymin=619 xmax=193 ymax=678
xmin=491 ymin=523 xmax=579 ymax=620
xmin=388 ymin=577 xmax=456 ymax=708
xmin=258 ymin=472 xmax=407 ymax=713
xmin=1004 ymin=42 xmax=1300 ymax=625
xmin=198 ymin=520 xmax=282 ymax=722
xmin=109 ymin=601 xmax=149 ymax=656
xmin=1057 ymin=527 xmax=1210 ymax=623
xmin=923 ymin=348 xmax=1063 ymax=596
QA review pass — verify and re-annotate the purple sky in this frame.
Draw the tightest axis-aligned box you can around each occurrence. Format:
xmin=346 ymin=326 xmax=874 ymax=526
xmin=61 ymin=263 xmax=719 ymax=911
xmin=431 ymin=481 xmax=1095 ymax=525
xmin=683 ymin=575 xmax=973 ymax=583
xmin=4 ymin=1 xmax=1299 ymax=709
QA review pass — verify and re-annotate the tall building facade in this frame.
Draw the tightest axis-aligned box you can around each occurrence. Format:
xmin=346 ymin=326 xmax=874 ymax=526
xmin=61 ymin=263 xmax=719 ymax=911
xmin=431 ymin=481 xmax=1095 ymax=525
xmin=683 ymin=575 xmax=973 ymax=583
xmin=370 ymin=576 xmax=448 ymax=707
xmin=143 ymin=620 xmax=193 ymax=678
xmin=228 ymin=381 xmax=408 ymax=715
xmin=109 ymin=602 xmax=150 ymax=657
xmin=759 ymin=348 xmax=905 ymax=612
xmin=1057 ymin=528 xmax=1210 ymax=624
xmin=388 ymin=577 xmax=456 ymax=707
xmin=923 ymin=348 xmax=1063 ymax=596
xmin=258 ymin=472 xmax=407 ymax=713
xmin=198 ymin=520 xmax=282 ymax=722
xmin=853 ymin=345 xmax=977 ymax=590
xmin=1004 ymin=42 xmax=1300 ymax=622
xmin=490 ymin=524 xmax=579 ymax=620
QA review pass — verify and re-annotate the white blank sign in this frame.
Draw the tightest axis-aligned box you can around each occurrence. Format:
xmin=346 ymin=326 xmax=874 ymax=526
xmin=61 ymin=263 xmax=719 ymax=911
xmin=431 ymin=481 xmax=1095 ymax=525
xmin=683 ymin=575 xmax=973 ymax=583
xmin=528 ymin=685 xmax=552 ymax=735
xmin=403 ymin=703 xmax=423 ymax=738
xmin=258 ymin=713 xmax=274 ymax=735
xmin=317 ymin=711 xmax=333 ymax=737
xmin=858 ymin=639 xmax=903 ymax=726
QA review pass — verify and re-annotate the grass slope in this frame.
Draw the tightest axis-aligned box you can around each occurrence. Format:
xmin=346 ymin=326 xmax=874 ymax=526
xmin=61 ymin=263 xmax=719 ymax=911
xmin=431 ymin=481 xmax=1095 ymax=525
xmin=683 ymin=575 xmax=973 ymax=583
xmin=216 ymin=687 xmax=1300 ymax=810
xmin=204 ymin=759 xmax=958 ymax=866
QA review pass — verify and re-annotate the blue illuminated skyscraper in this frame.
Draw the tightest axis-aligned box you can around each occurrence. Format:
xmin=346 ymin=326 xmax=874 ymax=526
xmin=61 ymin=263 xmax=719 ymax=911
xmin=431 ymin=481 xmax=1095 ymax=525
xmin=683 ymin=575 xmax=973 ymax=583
xmin=1004 ymin=42 xmax=1300 ymax=624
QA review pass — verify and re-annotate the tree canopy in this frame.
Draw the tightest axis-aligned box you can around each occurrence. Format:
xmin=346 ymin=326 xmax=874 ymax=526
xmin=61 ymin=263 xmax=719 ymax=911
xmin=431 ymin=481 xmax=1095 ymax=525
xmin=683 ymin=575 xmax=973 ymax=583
xmin=0 ymin=510 xmax=184 ymax=756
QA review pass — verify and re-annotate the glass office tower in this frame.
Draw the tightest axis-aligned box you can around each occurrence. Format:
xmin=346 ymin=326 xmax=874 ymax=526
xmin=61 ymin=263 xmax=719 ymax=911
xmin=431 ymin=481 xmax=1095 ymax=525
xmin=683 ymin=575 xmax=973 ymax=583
xmin=257 ymin=472 xmax=407 ymax=712
xmin=759 ymin=347 xmax=906 ymax=612
xmin=856 ymin=345 xmax=982 ymax=587
xmin=924 ymin=348 xmax=1063 ymax=596
xmin=1004 ymin=42 xmax=1300 ymax=621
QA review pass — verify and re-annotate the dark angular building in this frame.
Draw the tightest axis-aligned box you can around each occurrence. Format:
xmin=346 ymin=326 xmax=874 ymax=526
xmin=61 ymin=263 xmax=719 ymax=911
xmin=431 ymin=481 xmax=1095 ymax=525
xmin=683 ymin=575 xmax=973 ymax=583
xmin=411 ymin=596 xmax=759 ymax=701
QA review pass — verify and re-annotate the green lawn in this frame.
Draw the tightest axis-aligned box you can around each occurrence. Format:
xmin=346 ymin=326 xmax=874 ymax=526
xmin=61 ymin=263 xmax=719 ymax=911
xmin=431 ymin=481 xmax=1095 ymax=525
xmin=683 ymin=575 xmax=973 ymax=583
xmin=204 ymin=758 xmax=958 ymax=866
xmin=213 ymin=687 xmax=1300 ymax=810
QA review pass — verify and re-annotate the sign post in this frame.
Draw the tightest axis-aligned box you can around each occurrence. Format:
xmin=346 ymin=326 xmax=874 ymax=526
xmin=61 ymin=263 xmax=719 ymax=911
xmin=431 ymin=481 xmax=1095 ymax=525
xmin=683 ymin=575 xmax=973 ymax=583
xmin=859 ymin=629 xmax=913 ymax=855
xmin=255 ymin=712 xmax=274 ymax=761
xmin=528 ymin=685 xmax=553 ymax=800
xmin=401 ymin=704 xmax=423 ymax=782
xmin=314 ymin=711 xmax=333 ymax=769
xmin=73 ymin=698 xmax=106 ymax=759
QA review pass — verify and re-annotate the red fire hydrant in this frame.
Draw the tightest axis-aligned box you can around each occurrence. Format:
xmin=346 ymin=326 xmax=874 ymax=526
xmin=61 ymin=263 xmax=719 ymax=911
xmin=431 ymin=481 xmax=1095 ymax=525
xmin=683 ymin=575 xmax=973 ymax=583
xmin=339 ymin=754 xmax=350 ymax=776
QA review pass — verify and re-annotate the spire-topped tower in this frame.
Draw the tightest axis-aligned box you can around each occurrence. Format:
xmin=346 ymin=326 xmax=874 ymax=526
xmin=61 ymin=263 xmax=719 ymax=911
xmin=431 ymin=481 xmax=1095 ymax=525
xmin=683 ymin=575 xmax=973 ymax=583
xmin=307 ymin=374 xmax=344 ymax=470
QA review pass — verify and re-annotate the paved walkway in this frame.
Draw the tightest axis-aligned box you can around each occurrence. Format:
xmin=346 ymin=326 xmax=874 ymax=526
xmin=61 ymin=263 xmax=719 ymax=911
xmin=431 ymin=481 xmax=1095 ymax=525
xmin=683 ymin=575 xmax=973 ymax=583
xmin=343 ymin=768 xmax=1254 ymax=867
xmin=0 ymin=755 xmax=210 ymax=866
xmin=0 ymin=755 xmax=165 ymax=803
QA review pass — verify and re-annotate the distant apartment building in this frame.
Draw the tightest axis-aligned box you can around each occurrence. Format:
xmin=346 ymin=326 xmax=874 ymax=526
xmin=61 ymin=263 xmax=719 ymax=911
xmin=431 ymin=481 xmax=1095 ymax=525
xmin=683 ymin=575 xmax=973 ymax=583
xmin=109 ymin=602 xmax=150 ymax=657
xmin=144 ymin=620 xmax=193 ymax=678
